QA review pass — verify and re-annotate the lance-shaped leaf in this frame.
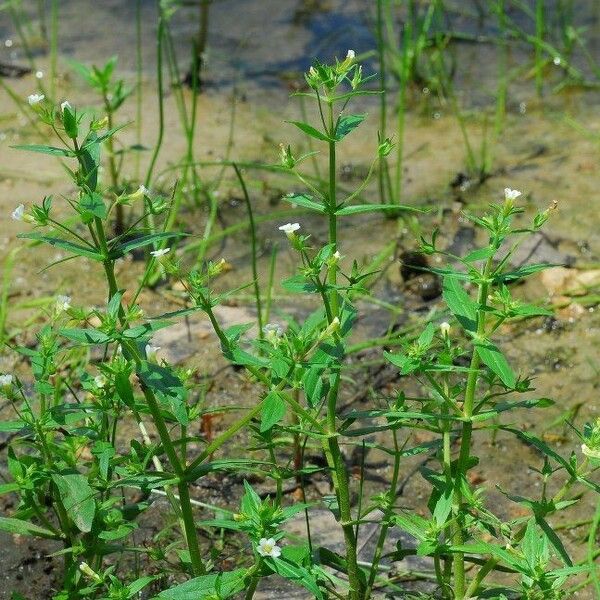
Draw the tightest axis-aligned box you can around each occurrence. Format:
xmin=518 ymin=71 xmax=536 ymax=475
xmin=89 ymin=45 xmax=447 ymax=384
xmin=157 ymin=569 xmax=247 ymax=599
xmin=334 ymin=113 xmax=366 ymax=141
xmin=18 ymin=233 xmax=104 ymax=262
xmin=261 ymin=391 xmax=286 ymax=432
xmin=443 ymin=276 xmax=477 ymax=333
xmin=52 ymin=472 xmax=96 ymax=533
xmin=109 ymin=232 xmax=188 ymax=259
xmin=473 ymin=340 xmax=516 ymax=388
xmin=286 ymin=120 xmax=331 ymax=142
xmin=0 ymin=517 xmax=58 ymax=539
xmin=138 ymin=361 xmax=189 ymax=425
xmin=11 ymin=144 xmax=75 ymax=157
xmin=284 ymin=193 xmax=326 ymax=214
xmin=59 ymin=327 xmax=113 ymax=345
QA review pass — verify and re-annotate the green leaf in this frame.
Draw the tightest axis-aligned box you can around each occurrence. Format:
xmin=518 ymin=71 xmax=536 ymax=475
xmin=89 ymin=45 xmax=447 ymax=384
xmin=384 ymin=351 xmax=420 ymax=375
xmin=498 ymin=263 xmax=556 ymax=283
xmin=11 ymin=144 xmax=75 ymax=157
xmin=51 ymin=472 xmax=96 ymax=533
xmin=137 ymin=361 xmax=189 ymax=425
xmin=126 ymin=576 xmax=157 ymax=597
xmin=334 ymin=113 xmax=366 ymax=140
xmin=281 ymin=275 xmax=319 ymax=294
xmin=58 ymin=327 xmax=113 ymax=345
xmin=287 ymin=120 xmax=331 ymax=142
xmin=335 ymin=204 xmax=415 ymax=216
xmin=223 ymin=346 xmax=269 ymax=368
xmin=79 ymin=192 xmax=107 ymax=220
xmin=17 ymin=233 xmax=104 ymax=261
xmin=109 ymin=232 xmax=187 ymax=259
xmin=79 ymin=131 xmax=100 ymax=191
xmin=157 ymin=569 xmax=247 ymax=599
xmin=443 ymin=276 xmax=477 ymax=333
xmin=0 ymin=517 xmax=57 ymax=539
xmin=265 ymin=557 xmax=324 ymax=600
xmin=284 ymin=193 xmax=326 ymax=213
xmin=474 ymin=340 xmax=516 ymax=388
xmin=261 ymin=391 xmax=287 ymax=432
xmin=121 ymin=320 xmax=172 ymax=339
xmin=0 ymin=420 xmax=26 ymax=432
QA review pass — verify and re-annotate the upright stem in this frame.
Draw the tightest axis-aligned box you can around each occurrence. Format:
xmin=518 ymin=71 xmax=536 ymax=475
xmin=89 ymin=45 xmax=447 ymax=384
xmin=376 ymin=0 xmax=388 ymax=205
xmin=322 ymin=98 xmax=361 ymax=600
xmin=93 ymin=216 xmax=204 ymax=576
xmin=453 ymin=257 xmax=492 ymax=599
xmin=327 ymin=101 xmax=339 ymax=318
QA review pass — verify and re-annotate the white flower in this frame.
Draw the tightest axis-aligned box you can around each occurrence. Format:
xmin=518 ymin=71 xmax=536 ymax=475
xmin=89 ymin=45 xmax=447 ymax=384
xmin=278 ymin=222 xmax=300 ymax=238
xmin=581 ymin=443 xmax=600 ymax=459
xmin=346 ymin=49 xmax=356 ymax=60
xmin=504 ymin=188 xmax=522 ymax=201
xmin=263 ymin=323 xmax=283 ymax=344
xmin=0 ymin=374 xmax=13 ymax=391
xmin=256 ymin=537 xmax=281 ymax=558
xmin=333 ymin=250 xmax=341 ymax=260
xmin=150 ymin=247 xmax=170 ymax=258
xmin=440 ymin=322 xmax=451 ymax=336
xmin=145 ymin=343 xmax=161 ymax=362
xmin=11 ymin=204 xmax=25 ymax=221
xmin=553 ymin=56 xmax=561 ymax=66
xmin=94 ymin=374 xmax=107 ymax=388
xmin=60 ymin=100 xmax=71 ymax=112
xmin=27 ymin=93 xmax=45 ymax=106
xmin=56 ymin=295 xmax=72 ymax=312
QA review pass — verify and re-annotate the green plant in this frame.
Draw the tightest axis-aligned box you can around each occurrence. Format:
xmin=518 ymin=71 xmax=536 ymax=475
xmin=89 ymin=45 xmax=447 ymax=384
xmin=2 ymin=51 xmax=600 ymax=600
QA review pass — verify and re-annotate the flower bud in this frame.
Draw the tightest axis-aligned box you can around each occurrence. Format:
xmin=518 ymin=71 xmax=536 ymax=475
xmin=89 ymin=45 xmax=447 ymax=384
xmin=318 ymin=316 xmax=340 ymax=342
xmin=279 ymin=144 xmax=296 ymax=169
xmin=79 ymin=562 xmax=102 ymax=583
xmin=377 ymin=136 xmax=394 ymax=157
xmin=440 ymin=321 xmax=451 ymax=337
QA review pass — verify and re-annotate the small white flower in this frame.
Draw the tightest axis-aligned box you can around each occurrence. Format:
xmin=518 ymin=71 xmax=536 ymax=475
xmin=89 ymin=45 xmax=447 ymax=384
xmin=60 ymin=100 xmax=72 ymax=112
xmin=11 ymin=204 xmax=25 ymax=221
xmin=581 ymin=443 xmax=600 ymax=459
xmin=0 ymin=374 xmax=13 ymax=390
xmin=150 ymin=247 xmax=170 ymax=258
xmin=263 ymin=323 xmax=284 ymax=344
xmin=94 ymin=374 xmax=107 ymax=388
xmin=278 ymin=222 xmax=300 ymax=238
xmin=346 ymin=49 xmax=356 ymax=60
xmin=27 ymin=93 xmax=45 ymax=106
xmin=35 ymin=70 xmax=43 ymax=79
xmin=553 ymin=56 xmax=561 ymax=66
xmin=440 ymin=322 xmax=451 ymax=337
xmin=56 ymin=295 xmax=72 ymax=312
xmin=504 ymin=188 xmax=522 ymax=201
xmin=257 ymin=537 xmax=281 ymax=558
xmin=145 ymin=343 xmax=161 ymax=362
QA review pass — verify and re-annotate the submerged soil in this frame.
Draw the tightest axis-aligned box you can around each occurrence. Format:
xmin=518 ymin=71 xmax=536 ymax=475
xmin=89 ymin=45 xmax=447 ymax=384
xmin=1 ymin=1 xmax=600 ymax=598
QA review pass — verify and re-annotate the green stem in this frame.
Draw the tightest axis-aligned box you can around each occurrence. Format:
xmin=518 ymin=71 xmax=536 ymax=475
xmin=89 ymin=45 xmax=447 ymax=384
xmin=234 ymin=164 xmax=263 ymax=338
xmin=364 ymin=429 xmax=401 ymax=598
xmin=453 ymin=259 xmax=492 ymax=599
xmin=94 ymin=216 xmax=204 ymax=576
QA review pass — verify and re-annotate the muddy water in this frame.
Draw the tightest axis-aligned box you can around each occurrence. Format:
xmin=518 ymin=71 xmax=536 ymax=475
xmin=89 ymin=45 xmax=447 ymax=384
xmin=1 ymin=1 xmax=600 ymax=599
